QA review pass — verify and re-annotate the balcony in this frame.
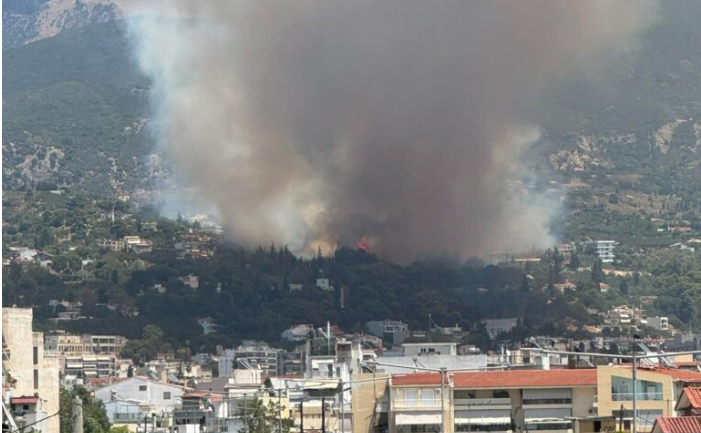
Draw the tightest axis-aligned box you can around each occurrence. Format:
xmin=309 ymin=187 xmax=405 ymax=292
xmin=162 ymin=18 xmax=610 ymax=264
xmin=394 ymin=399 xmax=442 ymax=409
xmin=454 ymin=398 xmax=511 ymax=409
xmin=113 ymin=412 xmax=148 ymax=422
xmin=611 ymin=392 xmax=663 ymax=402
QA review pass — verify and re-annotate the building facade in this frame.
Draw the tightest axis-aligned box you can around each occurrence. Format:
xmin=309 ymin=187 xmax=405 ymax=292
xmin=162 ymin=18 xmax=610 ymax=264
xmin=2 ymin=308 xmax=60 ymax=433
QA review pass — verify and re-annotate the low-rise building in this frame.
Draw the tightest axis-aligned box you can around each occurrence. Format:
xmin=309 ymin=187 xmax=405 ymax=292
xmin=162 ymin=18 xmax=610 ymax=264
xmin=366 ymin=320 xmax=410 ymax=347
xmin=482 ymin=318 xmax=519 ymax=340
xmin=94 ymin=377 xmax=184 ymax=426
xmin=648 ymin=317 xmax=670 ymax=332
xmin=402 ymin=342 xmax=457 ymax=357
xmin=123 ymin=236 xmax=153 ymax=254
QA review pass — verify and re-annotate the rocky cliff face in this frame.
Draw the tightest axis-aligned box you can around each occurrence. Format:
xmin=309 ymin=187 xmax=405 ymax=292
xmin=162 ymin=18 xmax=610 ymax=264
xmin=3 ymin=0 xmax=127 ymax=48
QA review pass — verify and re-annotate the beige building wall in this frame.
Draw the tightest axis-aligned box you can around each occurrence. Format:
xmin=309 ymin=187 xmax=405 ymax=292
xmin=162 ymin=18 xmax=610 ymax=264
xmin=3 ymin=308 xmax=61 ymax=433
xmin=572 ymin=387 xmax=597 ymax=418
xmin=596 ymin=365 xmax=675 ymax=432
xmin=352 ymin=374 xmax=389 ymax=433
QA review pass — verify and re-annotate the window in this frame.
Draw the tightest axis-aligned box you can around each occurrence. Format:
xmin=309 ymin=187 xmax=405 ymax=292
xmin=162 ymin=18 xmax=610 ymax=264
xmin=23 ymin=405 xmax=30 ymax=411
xmin=33 ymin=347 xmax=39 ymax=365
xmin=404 ymin=389 xmax=418 ymax=407
xmin=139 ymin=385 xmax=147 ymax=391
xmin=421 ymin=388 xmax=440 ymax=406
xmin=164 ymin=392 xmax=171 ymax=400
xmin=34 ymin=370 xmax=39 ymax=389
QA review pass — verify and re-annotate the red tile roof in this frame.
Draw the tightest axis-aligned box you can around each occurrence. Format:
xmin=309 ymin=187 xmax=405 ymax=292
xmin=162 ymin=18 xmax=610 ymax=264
xmin=680 ymin=388 xmax=701 ymax=410
xmin=648 ymin=368 xmax=701 ymax=383
xmin=653 ymin=416 xmax=701 ymax=433
xmin=392 ymin=372 xmax=445 ymax=386
xmin=392 ymin=369 xmax=597 ymax=388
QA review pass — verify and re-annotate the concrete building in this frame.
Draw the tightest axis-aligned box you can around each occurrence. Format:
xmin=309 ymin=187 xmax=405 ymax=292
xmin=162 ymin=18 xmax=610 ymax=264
xmin=94 ymin=377 xmax=184 ymax=426
xmin=62 ymin=354 xmax=118 ymax=379
xmin=387 ymin=366 xmax=701 ymax=433
xmin=123 ymin=236 xmax=153 ymax=254
xmin=366 ymin=320 xmax=410 ymax=348
xmin=197 ymin=317 xmax=217 ymax=335
xmin=481 ymin=318 xmax=519 ymax=340
xmin=595 ymin=241 xmax=616 ymax=263
xmin=2 ymin=308 xmax=60 ymax=433
xmin=648 ymin=317 xmax=670 ymax=332
xmin=45 ymin=333 xmax=127 ymax=356
xmin=401 ymin=343 xmax=457 ymax=357
xmin=219 ymin=342 xmax=280 ymax=376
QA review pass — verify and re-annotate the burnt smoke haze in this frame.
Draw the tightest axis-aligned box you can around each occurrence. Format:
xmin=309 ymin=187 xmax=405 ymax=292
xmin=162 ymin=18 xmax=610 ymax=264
xmin=129 ymin=1 xmax=655 ymax=262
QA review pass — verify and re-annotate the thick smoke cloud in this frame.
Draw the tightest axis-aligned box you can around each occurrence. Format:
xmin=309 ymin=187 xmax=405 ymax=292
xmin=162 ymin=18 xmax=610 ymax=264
xmin=129 ymin=1 xmax=655 ymax=262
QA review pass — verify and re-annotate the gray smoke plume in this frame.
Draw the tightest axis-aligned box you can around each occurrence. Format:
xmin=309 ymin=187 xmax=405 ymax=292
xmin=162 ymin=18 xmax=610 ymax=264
xmin=129 ymin=1 xmax=655 ymax=262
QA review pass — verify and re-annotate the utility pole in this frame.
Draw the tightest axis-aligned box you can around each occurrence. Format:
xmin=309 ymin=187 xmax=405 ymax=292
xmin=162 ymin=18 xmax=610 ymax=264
xmin=243 ymin=394 xmax=248 ymax=433
xmin=299 ymin=400 xmax=304 ymax=433
xmin=340 ymin=380 xmax=346 ymax=433
xmin=632 ymin=354 xmax=637 ymax=433
xmin=440 ymin=368 xmax=447 ymax=433
xmin=72 ymin=397 xmax=83 ymax=433
xmin=278 ymin=388 xmax=283 ymax=433
xmin=321 ymin=396 xmax=326 ymax=433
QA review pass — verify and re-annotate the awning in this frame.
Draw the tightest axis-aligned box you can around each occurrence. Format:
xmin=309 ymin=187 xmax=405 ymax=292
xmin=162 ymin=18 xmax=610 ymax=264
xmin=302 ymin=381 xmax=340 ymax=391
xmin=395 ymin=413 xmax=441 ymax=425
xmin=455 ymin=417 xmax=511 ymax=425
xmin=11 ymin=397 xmax=39 ymax=405
xmin=526 ymin=418 xmax=572 ymax=424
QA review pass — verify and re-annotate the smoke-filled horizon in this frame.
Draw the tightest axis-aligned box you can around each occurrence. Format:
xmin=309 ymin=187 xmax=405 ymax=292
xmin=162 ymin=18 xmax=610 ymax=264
xmin=129 ymin=1 xmax=655 ymax=262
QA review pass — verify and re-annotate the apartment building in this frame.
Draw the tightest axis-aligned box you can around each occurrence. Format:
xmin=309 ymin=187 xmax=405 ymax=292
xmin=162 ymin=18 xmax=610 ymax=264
xmin=366 ymin=320 xmax=410 ymax=348
xmin=387 ymin=366 xmax=701 ymax=433
xmin=2 ymin=308 xmax=60 ymax=433
xmin=45 ymin=333 xmax=127 ymax=357
xmin=595 ymin=241 xmax=616 ymax=263
xmin=596 ymin=366 xmax=701 ymax=432
xmin=63 ymin=354 xmax=117 ymax=378
xmin=218 ymin=341 xmax=281 ymax=376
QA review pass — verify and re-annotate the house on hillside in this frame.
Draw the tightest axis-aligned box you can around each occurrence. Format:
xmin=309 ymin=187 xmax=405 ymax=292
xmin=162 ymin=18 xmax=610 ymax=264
xmin=94 ymin=377 xmax=184 ymax=426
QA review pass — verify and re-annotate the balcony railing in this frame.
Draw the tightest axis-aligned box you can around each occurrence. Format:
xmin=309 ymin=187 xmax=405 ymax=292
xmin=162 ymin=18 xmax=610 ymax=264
xmin=611 ymin=392 xmax=663 ymax=401
xmin=113 ymin=412 xmax=148 ymax=422
xmin=395 ymin=399 xmax=441 ymax=409
xmin=454 ymin=398 xmax=511 ymax=407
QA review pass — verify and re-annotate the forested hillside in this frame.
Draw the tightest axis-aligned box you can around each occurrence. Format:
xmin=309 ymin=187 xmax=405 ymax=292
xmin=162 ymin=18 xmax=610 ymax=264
xmin=4 ymin=191 xmax=701 ymax=358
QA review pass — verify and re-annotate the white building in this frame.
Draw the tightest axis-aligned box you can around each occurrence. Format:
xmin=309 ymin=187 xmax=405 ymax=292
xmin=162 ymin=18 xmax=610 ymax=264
xmin=218 ymin=341 xmax=279 ymax=376
xmin=647 ymin=316 xmax=670 ymax=332
xmin=595 ymin=240 xmax=616 ymax=263
xmin=179 ymin=274 xmax=199 ymax=290
xmin=316 ymin=278 xmax=333 ymax=291
xmin=401 ymin=342 xmax=457 ymax=357
xmin=482 ymin=318 xmax=519 ymax=340
xmin=94 ymin=377 xmax=184 ymax=425
xmin=197 ymin=317 xmax=217 ymax=335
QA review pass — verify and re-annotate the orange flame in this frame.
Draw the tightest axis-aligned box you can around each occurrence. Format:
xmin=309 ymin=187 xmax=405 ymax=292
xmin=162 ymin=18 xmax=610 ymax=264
xmin=355 ymin=236 xmax=369 ymax=251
